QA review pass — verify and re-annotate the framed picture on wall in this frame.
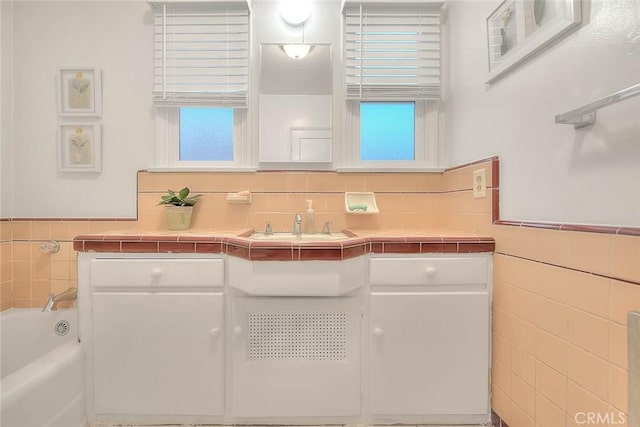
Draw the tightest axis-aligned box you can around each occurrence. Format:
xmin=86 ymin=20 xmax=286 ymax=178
xmin=486 ymin=0 xmax=581 ymax=83
xmin=57 ymin=67 xmax=102 ymax=116
xmin=58 ymin=123 xmax=102 ymax=173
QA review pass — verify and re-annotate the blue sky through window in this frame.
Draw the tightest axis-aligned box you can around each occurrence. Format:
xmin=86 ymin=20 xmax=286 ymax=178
xmin=180 ymin=107 xmax=233 ymax=161
xmin=360 ymin=102 xmax=415 ymax=161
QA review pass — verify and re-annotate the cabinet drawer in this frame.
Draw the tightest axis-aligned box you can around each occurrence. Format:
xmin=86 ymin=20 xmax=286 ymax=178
xmin=370 ymin=257 xmax=487 ymax=286
xmin=91 ymin=258 xmax=224 ymax=289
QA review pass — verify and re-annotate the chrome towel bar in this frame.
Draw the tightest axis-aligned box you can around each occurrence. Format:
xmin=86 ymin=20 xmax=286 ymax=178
xmin=555 ymin=83 xmax=640 ymax=129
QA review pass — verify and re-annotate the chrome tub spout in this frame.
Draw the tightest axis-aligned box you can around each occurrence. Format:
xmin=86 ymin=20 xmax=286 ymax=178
xmin=42 ymin=287 xmax=78 ymax=312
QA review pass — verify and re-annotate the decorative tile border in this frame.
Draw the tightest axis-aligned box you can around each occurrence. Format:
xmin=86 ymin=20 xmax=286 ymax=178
xmin=494 ymin=219 xmax=640 ymax=237
xmin=444 ymin=155 xmax=499 ymax=172
xmin=74 ymin=231 xmax=495 ymax=261
xmin=491 ymin=409 xmax=509 ymax=427
xmin=10 ymin=217 xmax=136 ymax=222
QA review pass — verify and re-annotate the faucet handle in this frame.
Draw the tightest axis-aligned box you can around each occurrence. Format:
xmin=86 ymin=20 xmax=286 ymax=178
xmin=321 ymin=221 xmax=332 ymax=234
xmin=265 ymin=221 xmax=273 ymax=235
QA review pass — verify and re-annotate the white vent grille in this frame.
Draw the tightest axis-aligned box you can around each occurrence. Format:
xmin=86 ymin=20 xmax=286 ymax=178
xmin=248 ymin=313 xmax=347 ymax=360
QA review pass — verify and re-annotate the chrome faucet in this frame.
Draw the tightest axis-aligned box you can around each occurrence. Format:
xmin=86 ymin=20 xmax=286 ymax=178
xmin=293 ymin=213 xmax=302 ymax=236
xmin=321 ymin=221 xmax=331 ymax=235
xmin=42 ymin=287 xmax=78 ymax=312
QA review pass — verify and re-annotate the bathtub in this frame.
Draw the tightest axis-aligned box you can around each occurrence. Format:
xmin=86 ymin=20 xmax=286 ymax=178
xmin=1 ymin=308 xmax=87 ymax=427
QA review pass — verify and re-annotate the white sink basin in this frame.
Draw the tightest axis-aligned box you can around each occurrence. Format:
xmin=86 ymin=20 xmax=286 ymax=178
xmin=248 ymin=232 xmax=350 ymax=241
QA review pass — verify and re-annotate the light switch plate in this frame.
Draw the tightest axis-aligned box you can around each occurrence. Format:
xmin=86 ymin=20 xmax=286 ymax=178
xmin=473 ymin=169 xmax=487 ymax=199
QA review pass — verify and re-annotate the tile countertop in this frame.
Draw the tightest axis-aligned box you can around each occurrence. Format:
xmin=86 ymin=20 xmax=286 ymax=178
xmin=73 ymin=228 xmax=495 ymax=261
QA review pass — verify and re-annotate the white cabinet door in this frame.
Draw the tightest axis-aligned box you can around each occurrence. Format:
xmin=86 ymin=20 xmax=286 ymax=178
xmin=370 ymin=292 xmax=489 ymax=415
xmin=92 ymin=292 xmax=224 ymax=416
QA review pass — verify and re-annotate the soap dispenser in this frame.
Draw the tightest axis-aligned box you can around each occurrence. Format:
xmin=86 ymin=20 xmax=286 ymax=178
xmin=305 ymin=199 xmax=316 ymax=234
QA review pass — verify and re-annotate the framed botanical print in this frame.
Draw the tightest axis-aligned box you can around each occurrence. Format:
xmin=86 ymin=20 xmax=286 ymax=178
xmin=58 ymin=123 xmax=102 ymax=173
xmin=57 ymin=67 xmax=102 ymax=116
xmin=486 ymin=0 xmax=581 ymax=83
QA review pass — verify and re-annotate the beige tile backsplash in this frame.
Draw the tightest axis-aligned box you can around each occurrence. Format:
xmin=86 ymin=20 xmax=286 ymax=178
xmin=136 ymin=171 xmax=446 ymax=232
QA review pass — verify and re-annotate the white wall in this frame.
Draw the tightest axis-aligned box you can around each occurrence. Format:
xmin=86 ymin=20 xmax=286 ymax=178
xmin=0 ymin=1 xmax=15 ymax=218
xmin=446 ymin=0 xmax=640 ymax=226
xmin=10 ymin=1 xmax=154 ymax=218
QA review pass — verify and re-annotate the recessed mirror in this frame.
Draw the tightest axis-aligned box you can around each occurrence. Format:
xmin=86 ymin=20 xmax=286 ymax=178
xmin=258 ymin=43 xmax=332 ymax=164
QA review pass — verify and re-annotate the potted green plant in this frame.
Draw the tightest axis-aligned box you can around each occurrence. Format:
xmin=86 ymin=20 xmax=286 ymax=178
xmin=158 ymin=187 xmax=202 ymax=230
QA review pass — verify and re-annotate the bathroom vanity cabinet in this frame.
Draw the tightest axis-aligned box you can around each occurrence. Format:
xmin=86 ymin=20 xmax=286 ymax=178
xmin=78 ymin=251 xmax=491 ymax=425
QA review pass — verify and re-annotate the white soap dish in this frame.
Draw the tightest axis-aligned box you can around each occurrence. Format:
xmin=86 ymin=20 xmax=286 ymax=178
xmin=226 ymin=191 xmax=252 ymax=204
xmin=344 ymin=192 xmax=379 ymax=214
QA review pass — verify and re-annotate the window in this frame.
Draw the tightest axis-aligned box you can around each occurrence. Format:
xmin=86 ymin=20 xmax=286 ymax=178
xmin=179 ymin=108 xmax=233 ymax=161
xmin=151 ymin=2 xmax=251 ymax=168
xmin=360 ymin=102 xmax=415 ymax=161
xmin=155 ymin=106 xmax=249 ymax=168
xmin=345 ymin=100 xmax=436 ymax=169
xmin=342 ymin=3 xmax=442 ymax=169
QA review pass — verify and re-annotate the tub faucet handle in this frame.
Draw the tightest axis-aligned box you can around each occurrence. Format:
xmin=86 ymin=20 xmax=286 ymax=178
xmin=39 ymin=240 xmax=60 ymax=254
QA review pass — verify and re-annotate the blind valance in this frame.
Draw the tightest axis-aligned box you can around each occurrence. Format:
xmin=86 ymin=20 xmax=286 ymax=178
xmin=344 ymin=4 xmax=441 ymax=101
xmin=153 ymin=3 xmax=249 ymax=107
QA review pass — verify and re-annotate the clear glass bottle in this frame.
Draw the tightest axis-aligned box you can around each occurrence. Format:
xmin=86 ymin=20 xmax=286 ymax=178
xmin=305 ymin=199 xmax=316 ymax=234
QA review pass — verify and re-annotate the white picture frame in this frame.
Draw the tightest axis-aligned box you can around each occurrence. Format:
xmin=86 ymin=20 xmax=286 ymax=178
xmin=486 ymin=0 xmax=581 ymax=83
xmin=58 ymin=123 xmax=102 ymax=173
xmin=57 ymin=67 xmax=102 ymax=116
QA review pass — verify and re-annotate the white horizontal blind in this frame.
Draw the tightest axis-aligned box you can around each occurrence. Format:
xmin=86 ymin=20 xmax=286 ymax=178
xmin=153 ymin=3 xmax=249 ymax=107
xmin=344 ymin=4 xmax=441 ymax=100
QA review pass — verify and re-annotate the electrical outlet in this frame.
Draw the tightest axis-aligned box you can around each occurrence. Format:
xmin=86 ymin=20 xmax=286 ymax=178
xmin=473 ymin=169 xmax=487 ymax=199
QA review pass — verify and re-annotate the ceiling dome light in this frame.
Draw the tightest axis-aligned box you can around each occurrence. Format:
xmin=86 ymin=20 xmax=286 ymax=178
xmin=281 ymin=44 xmax=314 ymax=60
xmin=279 ymin=0 xmax=312 ymax=26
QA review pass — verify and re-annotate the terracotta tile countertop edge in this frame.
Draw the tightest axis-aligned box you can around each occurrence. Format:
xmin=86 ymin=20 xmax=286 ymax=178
xmin=74 ymin=229 xmax=495 ymax=260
